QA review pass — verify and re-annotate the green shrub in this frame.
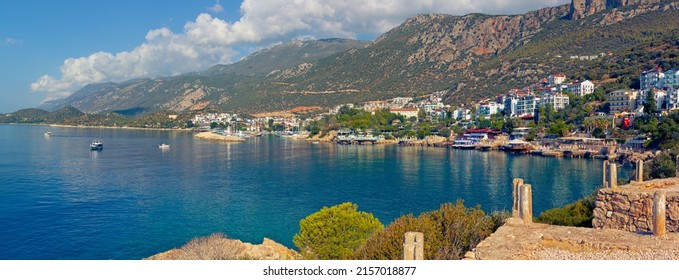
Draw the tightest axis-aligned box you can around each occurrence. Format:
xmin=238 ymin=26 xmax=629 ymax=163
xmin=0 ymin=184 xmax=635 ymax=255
xmin=354 ymin=200 xmax=494 ymax=260
xmin=293 ymin=202 xmax=383 ymax=260
xmin=354 ymin=214 xmax=441 ymax=260
xmin=535 ymin=196 xmax=595 ymax=227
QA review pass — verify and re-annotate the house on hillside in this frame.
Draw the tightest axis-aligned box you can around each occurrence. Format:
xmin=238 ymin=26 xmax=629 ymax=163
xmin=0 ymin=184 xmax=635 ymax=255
xmin=389 ymin=108 xmax=419 ymax=121
xmin=566 ymin=80 xmax=594 ymax=97
xmin=640 ymin=68 xmax=664 ymax=89
xmin=548 ymin=73 xmax=566 ymax=86
xmin=608 ymin=90 xmax=639 ymax=114
xmin=541 ymin=93 xmax=570 ymax=111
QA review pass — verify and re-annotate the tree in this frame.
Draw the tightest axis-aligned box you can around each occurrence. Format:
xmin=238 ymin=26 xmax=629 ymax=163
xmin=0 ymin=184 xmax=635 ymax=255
xmin=293 ymin=202 xmax=383 ymax=260
xmin=210 ymin=122 xmax=218 ymax=129
xmin=644 ymin=91 xmax=659 ymax=116
xmin=548 ymin=120 xmax=571 ymax=137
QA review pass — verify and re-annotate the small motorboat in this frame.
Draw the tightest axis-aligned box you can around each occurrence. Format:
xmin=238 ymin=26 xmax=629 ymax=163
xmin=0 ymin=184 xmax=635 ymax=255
xmin=44 ymin=132 xmax=52 ymax=137
xmin=158 ymin=143 xmax=171 ymax=149
xmin=90 ymin=140 xmax=103 ymax=150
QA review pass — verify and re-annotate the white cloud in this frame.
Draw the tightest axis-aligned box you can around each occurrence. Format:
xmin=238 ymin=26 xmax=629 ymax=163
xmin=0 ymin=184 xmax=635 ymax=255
xmin=3 ymin=38 xmax=23 ymax=45
xmin=32 ymin=0 xmax=571 ymax=100
xmin=208 ymin=0 xmax=224 ymax=13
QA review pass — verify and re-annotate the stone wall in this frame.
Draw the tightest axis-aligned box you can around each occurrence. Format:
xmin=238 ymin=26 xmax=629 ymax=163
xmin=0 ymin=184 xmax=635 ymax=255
xmin=592 ymin=179 xmax=679 ymax=233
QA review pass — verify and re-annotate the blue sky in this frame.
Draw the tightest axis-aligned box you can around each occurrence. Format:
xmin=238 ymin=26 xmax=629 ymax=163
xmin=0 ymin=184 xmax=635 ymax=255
xmin=0 ymin=0 xmax=570 ymax=113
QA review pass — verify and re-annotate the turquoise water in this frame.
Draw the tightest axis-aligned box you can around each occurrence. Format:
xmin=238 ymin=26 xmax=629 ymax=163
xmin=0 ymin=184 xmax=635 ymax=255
xmin=0 ymin=124 xmax=630 ymax=259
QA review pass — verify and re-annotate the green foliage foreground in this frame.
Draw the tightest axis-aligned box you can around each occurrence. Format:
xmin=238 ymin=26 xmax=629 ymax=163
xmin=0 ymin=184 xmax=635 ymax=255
xmin=293 ymin=202 xmax=384 ymax=260
xmin=535 ymin=195 xmax=596 ymax=227
xmin=354 ymin=201 xmax=502 ymax=260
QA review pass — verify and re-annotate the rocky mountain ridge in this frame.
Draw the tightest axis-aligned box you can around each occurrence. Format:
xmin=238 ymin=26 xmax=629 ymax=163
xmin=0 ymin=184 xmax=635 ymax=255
xmin=41 ymin=0 xmax=679 ymax=115
xmin=570 ymin=0 xmax=666 ymax=19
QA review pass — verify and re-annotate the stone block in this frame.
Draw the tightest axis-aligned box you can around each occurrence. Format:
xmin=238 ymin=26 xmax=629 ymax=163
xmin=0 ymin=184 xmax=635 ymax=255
xmin=668 ymin=203 xmax=679 ymax=221
xmin=611 ymin=197 xmax=631 ymax=212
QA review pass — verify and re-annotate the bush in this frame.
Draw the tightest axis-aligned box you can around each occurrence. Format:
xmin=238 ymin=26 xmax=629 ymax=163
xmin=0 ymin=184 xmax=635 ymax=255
xmin=535 ymin=195 xmax=595 ymax=227
xmin=354 ymin=200 xmax=494 ymax=260
xmin=354 ymin=214 xmax=441 ymax=260
xmin=293 ymin=202 xmax=383 ymax=259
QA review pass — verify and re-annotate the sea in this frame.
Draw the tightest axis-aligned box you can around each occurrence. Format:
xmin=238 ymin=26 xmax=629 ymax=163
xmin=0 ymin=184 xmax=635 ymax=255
xmin=0 ymin=124 xmax=632 ymax=260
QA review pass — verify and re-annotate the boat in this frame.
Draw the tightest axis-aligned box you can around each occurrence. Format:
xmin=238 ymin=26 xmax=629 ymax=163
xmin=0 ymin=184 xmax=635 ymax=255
xmin=44 ymin=132 xmax=52 ymax=137
xmin=90 ymin=140 xmax=103 ymax=151
xmin=451 ymin=133 xmax=488 ymax=149
xmin=451 ymin=138 xmax=477 ymax=149
xmin=158 ymin=143 xmax=171 ymax=149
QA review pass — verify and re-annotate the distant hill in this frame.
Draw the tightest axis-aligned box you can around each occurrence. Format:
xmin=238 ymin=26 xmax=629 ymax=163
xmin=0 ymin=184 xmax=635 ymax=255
xmin=0 ymin=106 xmax=84 ymax=123
xmin=40 ymin=0 xmax=679 ymax=115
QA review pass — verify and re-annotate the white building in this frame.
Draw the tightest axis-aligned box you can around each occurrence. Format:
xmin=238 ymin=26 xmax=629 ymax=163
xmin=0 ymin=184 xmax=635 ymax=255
xmin=664 ymin=69 xmax=679 ymax=88
xmin=389 ymin=108 xmax=419 ymax=120
xmin=477 ymin=101 xmax=504 ymax=118
xmin=548 ymin=74 xmax=566 ymax=86
xmin=566 ymin=80 xmax=595 ymax=97
xmin=541 ymin=93 xmax=570 ymax=111
xmin=503 ymin=96 xmax=519 ymax=117
xmin=452 ymin=108 xmax=472 ymax=121
xmin=640 ymin=69 xmax=665 ymax=89
xmin=516 ymin=95 xmax=540 ymax=117
xmin=636 ymin=89 xmax=667 ymax=111
xmin=667 ymin=88 xmax=679 ymax=110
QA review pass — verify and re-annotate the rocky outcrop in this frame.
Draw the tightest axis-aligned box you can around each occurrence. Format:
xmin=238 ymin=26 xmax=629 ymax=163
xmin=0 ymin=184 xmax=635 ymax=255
xmin=592 ymin=178 xmax=679 ymax=232
xmin=194 ymin=131 xmax=246 ymax=142
xmin=570 ymin=0 xmax=665 ymax=19
xmin=145 ymin=234 xmax=300 ymax=260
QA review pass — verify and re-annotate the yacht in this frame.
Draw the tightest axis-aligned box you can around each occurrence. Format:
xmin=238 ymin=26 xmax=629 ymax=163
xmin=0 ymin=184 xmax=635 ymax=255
xmin=90 ymin=140 xmax=103 ymax=150
xmin=158 ymin=143 xmax=170 ymax=149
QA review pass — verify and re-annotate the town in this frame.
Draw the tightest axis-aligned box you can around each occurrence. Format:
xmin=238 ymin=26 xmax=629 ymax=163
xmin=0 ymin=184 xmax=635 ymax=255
xmin=189 ymin=68 xmax=679 ymax=159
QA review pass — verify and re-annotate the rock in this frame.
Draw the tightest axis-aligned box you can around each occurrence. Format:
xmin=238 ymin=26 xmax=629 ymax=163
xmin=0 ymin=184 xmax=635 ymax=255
xmin=144 ymin=235 xmax=300 ymax=260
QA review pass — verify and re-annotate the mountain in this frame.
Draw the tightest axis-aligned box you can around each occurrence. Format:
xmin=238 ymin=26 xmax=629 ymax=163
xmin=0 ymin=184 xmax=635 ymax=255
xmin=44 ymin=0 xmax=679 ymax=115
xmin=570 ymin=0 xmax=665 ymax=19
xmin=40 ymin=39 xmax=368 ymax=116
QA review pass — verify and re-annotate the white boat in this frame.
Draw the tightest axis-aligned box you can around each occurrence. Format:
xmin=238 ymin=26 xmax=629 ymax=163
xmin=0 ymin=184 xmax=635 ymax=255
xmin=451 ymin=133 xmax=487 ymax=149
xmin=90 ymin=140 xmax=103 ymax=150
xmin=44 ymin=132 xmax=52 ymax=137
xmin=158 ymin=143 xmax=170 ymax=149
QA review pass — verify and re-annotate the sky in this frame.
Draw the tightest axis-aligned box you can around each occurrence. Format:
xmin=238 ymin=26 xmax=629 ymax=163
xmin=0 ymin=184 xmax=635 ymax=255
xmin=0 ymin=0 xmax=571 ymax=113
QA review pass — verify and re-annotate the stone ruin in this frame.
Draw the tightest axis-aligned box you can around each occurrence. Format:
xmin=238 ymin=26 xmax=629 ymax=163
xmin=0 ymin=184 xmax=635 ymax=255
xmin=592 ymin=159 xmax=679 ymax=236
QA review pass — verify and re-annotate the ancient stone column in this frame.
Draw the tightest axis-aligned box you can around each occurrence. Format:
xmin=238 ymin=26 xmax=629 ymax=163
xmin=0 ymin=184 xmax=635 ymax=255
xmin=403 ymin=232 xmax=424 ymax=260
xmin=512 ymin=178 xmax=524 ymax=218
xmin=602 ymin=160 xmax=609 ymax=188
xmin=608 ymin=163 xmax=618 ymax=189
xmin=519 ymin=184 xmax=533 ymax=224
xmin=653 ymin=192 xmax=667 ymax=236
xmin=636 ymin=160 xmax=644 ymax=182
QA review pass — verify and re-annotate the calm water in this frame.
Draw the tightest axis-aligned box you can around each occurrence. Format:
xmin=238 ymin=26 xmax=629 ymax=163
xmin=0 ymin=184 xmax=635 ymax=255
xmin=0 ymin=124 xmax=630 ymax=259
